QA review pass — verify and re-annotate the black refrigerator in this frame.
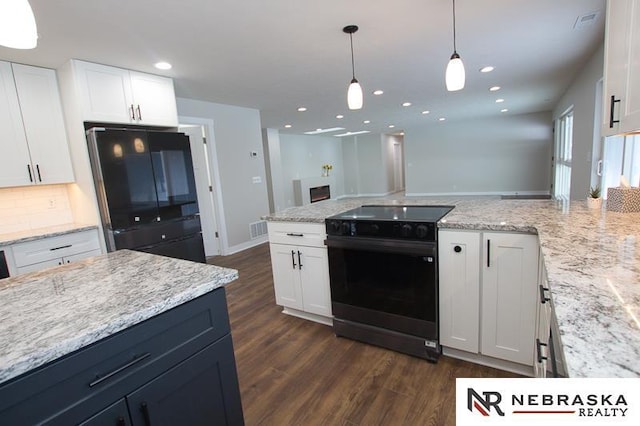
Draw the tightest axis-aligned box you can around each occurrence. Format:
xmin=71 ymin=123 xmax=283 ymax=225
xmin=87 ymin=127 xmax=206 ymax=263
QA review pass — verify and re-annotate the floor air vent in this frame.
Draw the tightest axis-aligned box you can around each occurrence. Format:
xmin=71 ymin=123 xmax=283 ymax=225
xmin=250 ymin=220 xmax=268 ymax=239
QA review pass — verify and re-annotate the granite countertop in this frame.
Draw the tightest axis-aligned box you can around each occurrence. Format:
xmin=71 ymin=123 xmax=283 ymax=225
xmin=265 ymin=196 xmax=640 ymax=378
xmin=0 ymin=224 xmax=99 ymax=247
xmin=0 ymin=250 xmax=238 ymax=384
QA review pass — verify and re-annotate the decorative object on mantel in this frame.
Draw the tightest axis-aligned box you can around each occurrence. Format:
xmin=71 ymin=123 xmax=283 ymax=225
xmin=322 ymin=164 xmax=333 ymax=177
xmin=587 ymin=185 xmax=602 ymax=209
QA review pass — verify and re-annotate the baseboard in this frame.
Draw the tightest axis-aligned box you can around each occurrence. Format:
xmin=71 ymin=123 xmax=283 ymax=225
xmin=281 ymin=307 xmax=333 ymax=326
xmin=224 ymin=236 xmax=268 ymax=255
xmin=442 ymin=346 xmax=534 ymax=377
xmin=405 ymin=190 xmax=550 ymax=197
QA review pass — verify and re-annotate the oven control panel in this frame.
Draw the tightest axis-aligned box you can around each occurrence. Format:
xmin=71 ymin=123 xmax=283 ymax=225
xmin=326 ymin=220 xmax=436 ymax=241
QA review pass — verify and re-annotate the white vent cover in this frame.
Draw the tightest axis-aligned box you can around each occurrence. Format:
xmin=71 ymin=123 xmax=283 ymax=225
xmin=250 ymin=220 xmax=268 ymax=239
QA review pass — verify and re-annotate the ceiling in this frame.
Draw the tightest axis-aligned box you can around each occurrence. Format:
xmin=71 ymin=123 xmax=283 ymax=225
xmin=0 ymin=0 xmax=605 ymax=137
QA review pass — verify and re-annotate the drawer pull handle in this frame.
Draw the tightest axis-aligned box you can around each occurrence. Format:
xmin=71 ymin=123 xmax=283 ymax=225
xmin=286 ymin=233 xmax=304 ymax=237
xmin=89 ymin=352 xmax=151 ymax=387
xmin=50 ymin=244 xmax=72 ymax=251
xmin=539 ymin=285 xmax=550 ymax=304
xmin=536 ymin=338 xmax=548 ymax=363
xmin=141 ymin=402 xmax=151 ymax=426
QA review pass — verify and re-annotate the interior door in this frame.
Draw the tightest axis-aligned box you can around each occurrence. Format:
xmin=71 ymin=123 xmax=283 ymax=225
xmin=179 ymin=124 xmax=220 ymax=256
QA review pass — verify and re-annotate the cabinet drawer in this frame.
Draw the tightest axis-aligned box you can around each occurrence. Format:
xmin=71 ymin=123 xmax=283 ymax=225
xmin=268 ymin=221 xmax=326 ymax=247
xmin=11 ymin=230 xmax=100 ymax=267
xmin=0 ymin=288 xmax=230 ymax=425
xmin=15 ymin=248 xmax=103 ymax=275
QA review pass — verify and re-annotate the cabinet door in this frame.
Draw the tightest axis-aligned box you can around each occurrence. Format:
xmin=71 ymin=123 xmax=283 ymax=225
xmin=269 ymin=243 xmax=303 ymax=310
xmin=481 ymin=233 xmax=538 ymax=365
xmin=127 ymin=336 xmax=243 ymax=426
xmin=623 ymin=0 xmax=640 ymax=132
xmin=298 ymin=246 xmax=332 ymax=317
xmin=0 ymin=61 xmax=32 ymax=187
xmin=78 ymin=399 xmax=130 ymax=426
xmin=438 ymin=230 xmax=481 ymax=353
xmin=12 ymin=64 xmax=74 ymax=185
xmin=75 ymin=61 xmax=135 ymax=124
xmin=129 ymin=71 xmax=178 ymax=126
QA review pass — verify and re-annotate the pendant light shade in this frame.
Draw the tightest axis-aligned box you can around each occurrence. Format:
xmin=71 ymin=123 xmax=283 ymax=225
xmin=0 ymin=0 xmax=38 ymax=49
xmin=343 ymin=25 xmax=363 ymax=110
xmin=446 ymin=52 xmax=465 ymax=91
xmin=445 ymin=0 xmax=465 ymax=91
xmin=348 ymin=78 xmax=363 ymax=110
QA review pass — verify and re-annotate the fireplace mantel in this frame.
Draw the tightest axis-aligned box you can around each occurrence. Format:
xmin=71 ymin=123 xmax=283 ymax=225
xmin=293 ymin=176 xmax=335 ymax=206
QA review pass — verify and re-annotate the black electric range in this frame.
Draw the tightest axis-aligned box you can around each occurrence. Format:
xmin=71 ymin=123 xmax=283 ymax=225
xmin=324 ymin=205 xmax=454 ymax=361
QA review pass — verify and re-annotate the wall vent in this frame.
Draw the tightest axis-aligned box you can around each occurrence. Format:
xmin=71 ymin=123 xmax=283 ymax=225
xmin=250 ymin=220 xmax=268 ymax=239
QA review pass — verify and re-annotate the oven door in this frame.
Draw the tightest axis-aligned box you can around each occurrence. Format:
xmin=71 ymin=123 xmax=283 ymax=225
xmin=325 ymin=235 xmax=438 ymax=338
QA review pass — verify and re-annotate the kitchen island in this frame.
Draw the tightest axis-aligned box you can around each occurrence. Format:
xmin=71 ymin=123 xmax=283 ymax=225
xmin=264 ymin=196 xmax=640 ymax=378
xmin=0 ymin=249 xmax=243 ymax=424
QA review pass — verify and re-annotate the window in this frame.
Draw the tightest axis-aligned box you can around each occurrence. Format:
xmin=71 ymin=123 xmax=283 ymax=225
xmin=601 ymin=134 xmax=640 ymax=198
xmin=553 ymin=109 xmax=573 ymax=200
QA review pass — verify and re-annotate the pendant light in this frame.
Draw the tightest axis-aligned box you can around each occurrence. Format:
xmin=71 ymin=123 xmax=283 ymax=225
xmin=445 ymin=0 xmax=465 ymax=91
xmin=0 ymin=0 xmax=38 ymax=49
xmin=343 ymin=25 xmax=363 ymax=110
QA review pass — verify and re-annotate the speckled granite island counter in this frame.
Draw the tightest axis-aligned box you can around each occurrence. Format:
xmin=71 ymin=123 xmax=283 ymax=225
xmin=0 ymin=249 xmax=243 ymax=424
xmin=265 ymin=196 xmax=640 ymax=378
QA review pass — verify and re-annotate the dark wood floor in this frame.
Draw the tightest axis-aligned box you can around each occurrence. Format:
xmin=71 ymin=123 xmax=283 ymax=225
xmin=209 ymin=243 xmax=519 ymax=426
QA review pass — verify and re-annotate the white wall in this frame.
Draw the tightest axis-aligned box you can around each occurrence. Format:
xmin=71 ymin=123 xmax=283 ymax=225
xmin=278 ymin=134 xmax=344 ymax=208
xmin=0 ymin=185 xmax=73 ymax=234
xmin=176 ymin=98 xmax=270 ymax=252
xmin=403 ymin=111 xmax=553 ymax=195
xmin=553 ymin=44 xmax=604 ymax=200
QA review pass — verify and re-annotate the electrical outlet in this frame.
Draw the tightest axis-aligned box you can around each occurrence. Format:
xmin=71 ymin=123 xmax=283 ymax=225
xmin=48 ymin=199 xmax=56 ymax=209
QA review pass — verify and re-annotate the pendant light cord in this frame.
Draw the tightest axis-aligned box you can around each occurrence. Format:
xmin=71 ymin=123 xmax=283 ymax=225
xmin=452 ymin=0 xmax=457 ymax=53
xmin=349 ymin=33 xmax=356 ymax=80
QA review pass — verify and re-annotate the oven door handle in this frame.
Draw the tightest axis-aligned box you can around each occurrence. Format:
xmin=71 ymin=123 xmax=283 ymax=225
xmin=325 ymin=236 xmax=436 ymax=256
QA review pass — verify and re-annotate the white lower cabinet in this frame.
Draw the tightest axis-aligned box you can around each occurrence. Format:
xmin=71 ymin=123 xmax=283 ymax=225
xmin=439 ymin=230 xmax=539 ymax=373
xmin=10 ymin=229 xmax=102 ymax=275
xmin=268 ymin=222 xmax=332 ymax=325
xmin=534 ymin=250 xmax=553 ymax=377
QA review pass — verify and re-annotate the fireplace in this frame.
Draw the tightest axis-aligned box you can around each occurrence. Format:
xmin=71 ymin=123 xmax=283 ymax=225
xmin=310 ymin=185 xmax=330 ymax=203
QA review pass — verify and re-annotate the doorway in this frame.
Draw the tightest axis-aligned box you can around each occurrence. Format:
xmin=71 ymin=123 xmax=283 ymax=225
xmin=179 ymin=118 xmax=226 ymax=256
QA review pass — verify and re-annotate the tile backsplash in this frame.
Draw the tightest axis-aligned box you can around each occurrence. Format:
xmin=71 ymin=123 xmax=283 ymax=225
xmin=0 ymin=185 xmax=74 ymax=235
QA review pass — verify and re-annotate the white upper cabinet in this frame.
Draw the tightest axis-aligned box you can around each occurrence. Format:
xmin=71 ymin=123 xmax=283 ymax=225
xmin=603 ymin=0 xmax=640 ymax=135
xmin=0 ymin=62 xmax=74 ymax=188
xmin=74 ymin=60 xmax=178 ymax=126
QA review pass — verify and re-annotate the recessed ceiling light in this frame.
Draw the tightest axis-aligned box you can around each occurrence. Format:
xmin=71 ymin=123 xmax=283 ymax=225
xmin=501 ymin=109 xmax=509 ymax=113
xmin=421 ymin=110 xmax=430 ymax=115
xmin=402 ymin=102 xmax=412 ymax=107
xmin=480 ymin=66 xmax=494 ymax=73
xmin=400 ymin=132 xmax=405 ymax=136
xmin=154 ymin=61 xmax=172 ymax=70
xmin=489 ymin=86 xmax=501 ymax=91
xmin=363 ymin=120 xmax=371 ymax=124
xmin=439 ymin=117 xmax=446 ymax=121
xmin=495 ymin=98 xmax=505 ymax=103
xmin=297 ymin=107 xmax=307 ymax=112
xmin=388 ymin=125 xmax=395 ymax=128
xmin=334 ymin=130 xmax=371 ymax=137
xmin=336 ymin=115 xmax=344 ymax=119
xmin=284 ymin=124 xmax=292 ymax=128
xmin=373 ymin=90 xmax=384 ymax=95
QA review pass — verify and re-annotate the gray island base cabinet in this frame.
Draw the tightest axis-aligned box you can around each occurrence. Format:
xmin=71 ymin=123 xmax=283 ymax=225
xmin=0 ymin=288 xmax=244 ymax=426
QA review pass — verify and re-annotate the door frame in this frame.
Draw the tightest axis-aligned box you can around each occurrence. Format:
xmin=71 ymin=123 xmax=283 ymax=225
xmin=179 ymin=116 xmax=228 ymax=255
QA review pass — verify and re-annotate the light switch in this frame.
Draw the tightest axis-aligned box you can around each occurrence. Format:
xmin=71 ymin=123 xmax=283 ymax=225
xmin=252 ymin=176 xmax=262 ymax=184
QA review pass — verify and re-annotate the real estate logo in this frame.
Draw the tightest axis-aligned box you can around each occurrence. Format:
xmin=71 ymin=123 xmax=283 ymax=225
xmin=467 ymin=388 xmax=505 ymax=416
xmin=457 ymin=378 xmax=640 ymax=426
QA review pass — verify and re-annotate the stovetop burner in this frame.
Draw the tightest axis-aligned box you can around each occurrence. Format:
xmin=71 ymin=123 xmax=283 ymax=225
xmin=325 ymin=205 xmax=454 ymax=241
